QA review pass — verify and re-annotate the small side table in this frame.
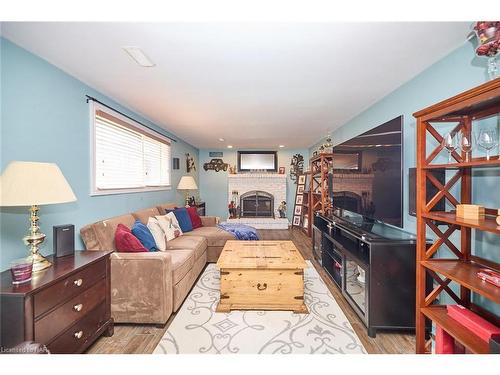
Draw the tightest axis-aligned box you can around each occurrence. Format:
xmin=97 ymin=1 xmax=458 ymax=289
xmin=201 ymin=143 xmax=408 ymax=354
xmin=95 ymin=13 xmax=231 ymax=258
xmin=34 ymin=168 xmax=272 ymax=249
xmin=192 ymin=201 xmax=206 ymax=216
xmin=0 ymin=250 xmax=114 ymax=353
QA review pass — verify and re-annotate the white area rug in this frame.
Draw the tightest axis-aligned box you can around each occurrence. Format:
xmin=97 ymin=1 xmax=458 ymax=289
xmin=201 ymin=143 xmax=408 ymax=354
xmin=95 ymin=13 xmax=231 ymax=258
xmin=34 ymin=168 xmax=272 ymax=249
xmin=154 ymin=261 xmax=366 ymax=354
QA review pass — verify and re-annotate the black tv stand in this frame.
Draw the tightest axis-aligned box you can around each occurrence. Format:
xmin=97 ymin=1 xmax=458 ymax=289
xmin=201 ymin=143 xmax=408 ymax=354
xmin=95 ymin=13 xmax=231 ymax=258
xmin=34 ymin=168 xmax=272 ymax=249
xmin=312 ymin=211 xmax=421 ymax=338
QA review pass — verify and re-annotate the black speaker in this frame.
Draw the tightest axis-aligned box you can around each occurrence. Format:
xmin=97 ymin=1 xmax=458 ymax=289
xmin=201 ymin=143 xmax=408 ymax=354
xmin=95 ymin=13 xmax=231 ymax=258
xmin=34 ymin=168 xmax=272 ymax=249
xmin=53 ymin=224 xmax=75 ymax=258
xmin=408 ymin=168 xmax=446 ymax=216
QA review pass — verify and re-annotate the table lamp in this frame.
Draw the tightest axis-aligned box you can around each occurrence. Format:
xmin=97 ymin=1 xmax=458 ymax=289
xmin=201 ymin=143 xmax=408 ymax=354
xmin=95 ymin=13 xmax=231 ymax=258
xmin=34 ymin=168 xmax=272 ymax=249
xmin=177 ymin=175 xmax=198 ymax=206
xmin=0 ymin=161 xmax=77 ymax=272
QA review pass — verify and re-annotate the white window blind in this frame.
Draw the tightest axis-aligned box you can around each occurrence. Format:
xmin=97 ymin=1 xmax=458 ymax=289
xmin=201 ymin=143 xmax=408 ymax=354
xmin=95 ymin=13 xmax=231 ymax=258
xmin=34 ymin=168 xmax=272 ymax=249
xmin=92 ymin=105 xmax=171 ymax=194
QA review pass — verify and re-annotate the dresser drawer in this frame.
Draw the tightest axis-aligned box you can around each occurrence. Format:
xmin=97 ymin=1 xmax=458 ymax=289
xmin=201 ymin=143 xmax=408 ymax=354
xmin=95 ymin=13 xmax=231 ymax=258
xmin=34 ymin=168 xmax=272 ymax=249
xmin=35 ymin=278 xmax=106 ymax=343
xmin=47 ymin=303 xmax=107 ymax=354
xmin=34 ymin=259 xmax=106 ymax=318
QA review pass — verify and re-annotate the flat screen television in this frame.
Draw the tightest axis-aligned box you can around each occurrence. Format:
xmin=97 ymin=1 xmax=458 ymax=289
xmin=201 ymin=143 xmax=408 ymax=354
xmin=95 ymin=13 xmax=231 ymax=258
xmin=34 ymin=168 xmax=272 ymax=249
xmin=331 ymin=116 xmax=403 ymax=227
xmin=238 ymin=151 xmax=278 ymax=172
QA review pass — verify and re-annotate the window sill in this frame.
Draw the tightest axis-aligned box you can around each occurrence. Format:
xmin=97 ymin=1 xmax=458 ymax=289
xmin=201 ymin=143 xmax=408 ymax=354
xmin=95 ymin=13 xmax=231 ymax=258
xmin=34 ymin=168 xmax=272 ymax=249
xmin=90 ymin=185 xmax=172 ymax=196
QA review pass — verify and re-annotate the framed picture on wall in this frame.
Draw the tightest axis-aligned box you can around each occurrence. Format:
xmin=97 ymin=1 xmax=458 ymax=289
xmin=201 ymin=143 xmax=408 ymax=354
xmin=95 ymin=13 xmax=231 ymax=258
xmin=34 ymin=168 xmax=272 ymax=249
xmin=279 ymin=166 xmax=285 ymax=174
xmin=173 ymin=158 xmax=180 ymax=170
xmin=294 ymin=206 xmax=302 ymax=215
xmin=297 ymin=185 xmax=305 ymax=194
xmin=298 ymin=175 xmax=306 ymax=185
xmin=295 ymin=195 xmax=303 ymax=205
xmin=293 ymin=216 xmax=301 ymax=226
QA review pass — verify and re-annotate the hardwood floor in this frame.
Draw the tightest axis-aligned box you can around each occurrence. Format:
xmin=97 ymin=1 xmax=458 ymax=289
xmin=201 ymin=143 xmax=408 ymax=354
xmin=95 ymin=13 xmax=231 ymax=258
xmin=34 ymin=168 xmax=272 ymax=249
xmin=87 ymin=228 xmax=415 ymax=354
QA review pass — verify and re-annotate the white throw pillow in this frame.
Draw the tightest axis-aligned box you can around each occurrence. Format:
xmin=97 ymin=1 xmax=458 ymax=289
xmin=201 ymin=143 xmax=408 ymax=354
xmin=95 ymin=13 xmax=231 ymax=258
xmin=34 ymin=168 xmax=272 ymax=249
xmin=166 ymin=212 xmax=183 ymax=235
xmin=147 ymin=217 xmax=166 ymax=251
xmin=156 ymin=214 xmax=182 ymax=242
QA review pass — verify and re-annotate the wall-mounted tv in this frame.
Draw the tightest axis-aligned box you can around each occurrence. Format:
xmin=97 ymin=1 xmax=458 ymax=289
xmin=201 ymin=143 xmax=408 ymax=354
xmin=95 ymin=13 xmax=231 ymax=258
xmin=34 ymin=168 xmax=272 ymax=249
xmin=331 ymin=116 xmax=403 ymax=227
xmin=238 ymin=151 xmax=278 ymax=172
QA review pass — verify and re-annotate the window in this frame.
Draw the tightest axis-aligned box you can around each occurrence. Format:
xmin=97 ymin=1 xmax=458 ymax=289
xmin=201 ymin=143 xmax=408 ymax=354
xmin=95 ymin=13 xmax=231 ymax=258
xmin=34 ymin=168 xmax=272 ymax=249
xmin=91 ymin=103 xmax=171 ymax=195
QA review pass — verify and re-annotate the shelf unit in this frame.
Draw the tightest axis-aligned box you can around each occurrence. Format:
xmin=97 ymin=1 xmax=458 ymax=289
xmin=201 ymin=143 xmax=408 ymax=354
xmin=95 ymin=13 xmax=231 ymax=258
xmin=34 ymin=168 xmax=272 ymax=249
xmin=414 ymin=78 xmax=500 ymax=354
xmin=305 ymin=154 xmax=334 ymax=237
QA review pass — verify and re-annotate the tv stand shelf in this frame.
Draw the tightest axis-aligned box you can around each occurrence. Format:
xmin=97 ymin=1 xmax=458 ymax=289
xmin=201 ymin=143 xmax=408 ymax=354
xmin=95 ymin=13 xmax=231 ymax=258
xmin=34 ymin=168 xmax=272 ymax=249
xmin=313 ymin=212 xmax=422 ymax=338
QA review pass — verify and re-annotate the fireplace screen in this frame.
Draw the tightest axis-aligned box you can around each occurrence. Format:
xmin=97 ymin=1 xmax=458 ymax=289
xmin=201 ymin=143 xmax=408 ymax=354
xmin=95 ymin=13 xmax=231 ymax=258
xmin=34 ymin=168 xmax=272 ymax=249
xmin=240 ymin=190 xmax=274 ymax=218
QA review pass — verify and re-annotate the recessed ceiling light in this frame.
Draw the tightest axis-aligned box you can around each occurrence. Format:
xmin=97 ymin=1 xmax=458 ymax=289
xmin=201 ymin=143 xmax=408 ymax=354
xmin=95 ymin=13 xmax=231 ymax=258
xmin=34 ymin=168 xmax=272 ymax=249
xmin=218 ymin=138 xmax=225 ymax=142
xmin=279 ymin=145 xmax=285 ymax=148
xmin=227 ymin=145 xmax=233 ymax=149
xmin=123 ymin=47 xmax=155 ymax=67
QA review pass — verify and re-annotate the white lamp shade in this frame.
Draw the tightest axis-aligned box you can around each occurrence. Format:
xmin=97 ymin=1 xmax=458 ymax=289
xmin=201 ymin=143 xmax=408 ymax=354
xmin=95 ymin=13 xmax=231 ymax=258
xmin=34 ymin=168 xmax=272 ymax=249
xmin=0 ymin=161 xmax=77 ymax=206
xmin=177 ymin=175 xmax=198 ymax=190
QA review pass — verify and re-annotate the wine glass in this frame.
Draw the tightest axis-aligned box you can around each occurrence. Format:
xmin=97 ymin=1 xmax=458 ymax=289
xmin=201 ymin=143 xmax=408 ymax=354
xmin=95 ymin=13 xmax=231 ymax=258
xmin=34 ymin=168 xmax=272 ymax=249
xmin=457 ymin=131 xmax=473 ymax=162
xmin=442 ymin=132 xmax=457 ymax=163
xmin=477 ymin=128 xmax=498 ymax=161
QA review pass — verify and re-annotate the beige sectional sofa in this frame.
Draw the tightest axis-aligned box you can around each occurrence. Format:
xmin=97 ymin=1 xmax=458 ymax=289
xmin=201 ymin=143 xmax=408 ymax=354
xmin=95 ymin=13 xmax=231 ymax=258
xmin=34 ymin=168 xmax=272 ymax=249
xmin=80 ymin=203 xmax=234 ymax=325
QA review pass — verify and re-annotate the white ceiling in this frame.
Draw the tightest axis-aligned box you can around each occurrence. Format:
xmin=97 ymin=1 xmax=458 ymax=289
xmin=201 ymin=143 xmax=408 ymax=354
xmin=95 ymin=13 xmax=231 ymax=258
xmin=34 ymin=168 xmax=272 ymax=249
xmin=1 ymin=22 xmax=471 ymax=149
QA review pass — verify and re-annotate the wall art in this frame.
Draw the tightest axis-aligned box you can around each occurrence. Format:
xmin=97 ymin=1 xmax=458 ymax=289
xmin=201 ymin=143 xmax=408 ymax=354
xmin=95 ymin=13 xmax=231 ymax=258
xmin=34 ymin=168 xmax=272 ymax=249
xmin=203 ymin=158 xmax=229 ymax=172
xmin=290 ymin=153 xmax=304 ymax=184
xmin=186 ymin=153 xmax=196 ymax=172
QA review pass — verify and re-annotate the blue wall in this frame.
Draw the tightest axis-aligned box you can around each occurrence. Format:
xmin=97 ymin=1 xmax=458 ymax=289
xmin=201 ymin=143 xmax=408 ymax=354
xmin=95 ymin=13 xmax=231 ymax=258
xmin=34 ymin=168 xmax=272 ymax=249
xmin=198 ymin=149 xmax=309 ymax=220
xmin=0 ymin=38 xmax=199 ymax=270
xmin=310 ymin=42 xmax=499 ymax=314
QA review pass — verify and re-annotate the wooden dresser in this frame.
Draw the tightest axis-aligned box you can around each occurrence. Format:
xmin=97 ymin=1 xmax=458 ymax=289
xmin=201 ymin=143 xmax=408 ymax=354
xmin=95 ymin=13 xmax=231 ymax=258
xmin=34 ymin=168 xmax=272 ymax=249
xmin=0 ymin=250 xmax=113 ymax=353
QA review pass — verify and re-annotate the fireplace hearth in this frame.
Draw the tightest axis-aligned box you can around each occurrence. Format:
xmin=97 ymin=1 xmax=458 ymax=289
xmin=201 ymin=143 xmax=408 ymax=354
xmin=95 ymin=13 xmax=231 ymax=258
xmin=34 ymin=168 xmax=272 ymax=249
xmin=240 ymin=190 xmax=274 ymax=218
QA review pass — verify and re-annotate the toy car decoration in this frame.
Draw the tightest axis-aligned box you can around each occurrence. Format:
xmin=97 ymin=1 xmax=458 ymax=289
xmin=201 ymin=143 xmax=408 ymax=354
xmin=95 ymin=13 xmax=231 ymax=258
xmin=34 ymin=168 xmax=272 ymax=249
xmin=203 ymin=158 xmax=229 ymax=172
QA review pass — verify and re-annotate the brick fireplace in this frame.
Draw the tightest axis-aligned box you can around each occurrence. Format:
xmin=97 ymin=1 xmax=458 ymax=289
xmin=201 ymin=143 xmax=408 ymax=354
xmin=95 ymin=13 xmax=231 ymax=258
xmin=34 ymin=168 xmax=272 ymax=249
xmin=227 ymin=173 xmax=288 ymax=229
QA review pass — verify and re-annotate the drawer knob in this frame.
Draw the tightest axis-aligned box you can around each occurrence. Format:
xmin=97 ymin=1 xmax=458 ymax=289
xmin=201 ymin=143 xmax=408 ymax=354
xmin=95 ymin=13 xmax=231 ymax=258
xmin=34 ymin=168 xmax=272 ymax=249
xmin=73 ymin=279 xmax=83 ymax=287
xmin=74 ymin=330 xmax=83 ymax=339
xmin=73 ymin=303 xmax=83 ymax=312
xmin=256 ymin=283 xmax=267 ymax=291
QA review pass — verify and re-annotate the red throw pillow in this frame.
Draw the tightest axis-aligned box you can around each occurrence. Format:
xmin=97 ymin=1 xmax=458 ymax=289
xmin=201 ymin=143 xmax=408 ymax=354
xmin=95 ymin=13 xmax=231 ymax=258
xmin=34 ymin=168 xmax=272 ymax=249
xmin=115 ymin=224 xmax=148 ymax=252
xmin=186 ymin=206 xmax=203 ymax=229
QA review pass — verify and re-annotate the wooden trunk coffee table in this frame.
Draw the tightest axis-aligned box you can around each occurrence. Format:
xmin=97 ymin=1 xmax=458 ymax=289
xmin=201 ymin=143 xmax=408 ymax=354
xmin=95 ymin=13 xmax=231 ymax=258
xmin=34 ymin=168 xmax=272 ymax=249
xmin=216 ymin=240 xmax=308 ymax=314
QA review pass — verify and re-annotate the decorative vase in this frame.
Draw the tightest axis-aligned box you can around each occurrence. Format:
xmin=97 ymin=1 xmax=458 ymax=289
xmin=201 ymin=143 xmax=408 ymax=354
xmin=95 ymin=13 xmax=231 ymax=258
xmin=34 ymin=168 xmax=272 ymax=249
xmin=473 ymin=21 xmax=500 ymax=80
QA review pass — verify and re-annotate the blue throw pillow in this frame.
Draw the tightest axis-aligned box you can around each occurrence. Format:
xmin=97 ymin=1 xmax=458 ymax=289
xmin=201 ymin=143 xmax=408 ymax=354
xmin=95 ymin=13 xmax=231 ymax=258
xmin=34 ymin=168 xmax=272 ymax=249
xmin=131 ymin=220 xmax=158 ymax=252
xmin=174 ymin=207 xmax=193 ymax=233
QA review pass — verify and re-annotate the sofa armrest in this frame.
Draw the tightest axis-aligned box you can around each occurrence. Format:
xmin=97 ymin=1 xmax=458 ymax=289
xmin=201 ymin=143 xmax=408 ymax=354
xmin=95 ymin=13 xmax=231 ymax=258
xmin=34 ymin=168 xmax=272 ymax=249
xmin=200 ymin=216 xmax=220 ymax=227
xmin=110 ymin=251 xmax=173 ymax=324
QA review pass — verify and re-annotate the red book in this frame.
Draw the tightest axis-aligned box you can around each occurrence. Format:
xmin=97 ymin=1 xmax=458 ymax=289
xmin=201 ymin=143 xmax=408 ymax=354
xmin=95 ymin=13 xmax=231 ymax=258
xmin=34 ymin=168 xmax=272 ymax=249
xmin=447 ymin=305 xmax=500 ymax=342
xmin=436 ymin=326 xmax=455 ymax=354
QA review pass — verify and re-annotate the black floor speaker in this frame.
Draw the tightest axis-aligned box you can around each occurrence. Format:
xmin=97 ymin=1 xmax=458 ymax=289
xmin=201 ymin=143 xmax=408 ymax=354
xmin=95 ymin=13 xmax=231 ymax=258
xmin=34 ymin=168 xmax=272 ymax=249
xmin=53 ymin=224 xmax=75 ymax=258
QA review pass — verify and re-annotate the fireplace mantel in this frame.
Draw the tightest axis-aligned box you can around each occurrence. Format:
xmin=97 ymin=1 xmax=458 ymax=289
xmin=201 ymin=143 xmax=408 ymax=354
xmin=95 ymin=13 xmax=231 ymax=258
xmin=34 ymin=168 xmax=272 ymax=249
xmin=228 ymin=173 xmax=286 ymax=179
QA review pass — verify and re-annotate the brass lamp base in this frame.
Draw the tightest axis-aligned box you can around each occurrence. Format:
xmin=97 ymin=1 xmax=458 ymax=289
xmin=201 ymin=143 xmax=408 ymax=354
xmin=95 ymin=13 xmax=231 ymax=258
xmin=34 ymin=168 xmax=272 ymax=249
xmin=31 ymin=252 xmax=52 ymax=272
xmin=23 ymin=205 xmax=52 ymax=273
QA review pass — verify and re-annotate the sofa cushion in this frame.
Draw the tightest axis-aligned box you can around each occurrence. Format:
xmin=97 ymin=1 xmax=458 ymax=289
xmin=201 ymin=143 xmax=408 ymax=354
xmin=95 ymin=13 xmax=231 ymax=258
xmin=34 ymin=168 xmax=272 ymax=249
xmin=115 ymin=224 xmax=148 ymax=253
xmin=132 ymin=207 xmax=161 ymax=225
xmin=166 ymin=212 xmax=183 ymax=235
xmin=157 ymin=203 xmax=178 ymax=215
xmin=131 ymin=220 xmax=158 ymax=252
xmin=183 ymin=226 xmax=234 ymax=247
xmin=156 ymin=214 xmax=181 ymax=241
xmin=147 ymin=217 xmax=166 ymax=251
xmin=92 ymin=214 xmax=136 ymax=251
xmin=167 ymin=235 xmax=207 ymax=260
xmin=173 ymin=207 xmax=193 ymax=233
xmin=186 ymin=206 xmax=203 ymax=229
xmin=169 ymin=250 xmax=194 ymax=284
